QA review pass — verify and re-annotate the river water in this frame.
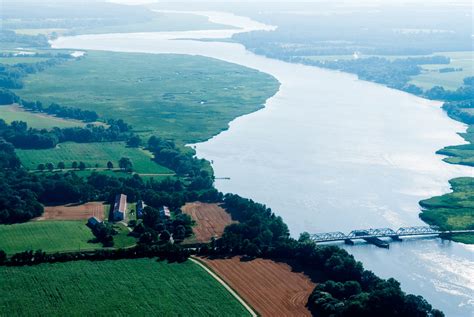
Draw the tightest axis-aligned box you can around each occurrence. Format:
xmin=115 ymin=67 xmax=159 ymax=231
xmin=52 ymin=11 xmax=473 ymax=316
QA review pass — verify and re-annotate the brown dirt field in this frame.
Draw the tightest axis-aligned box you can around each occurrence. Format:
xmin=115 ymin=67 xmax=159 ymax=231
xmin=182 ymin=202 xmax=235 ymax=243
xmin=37 ymin=202 xmax=105 ymax=221
xmin=201 ymin=256 xmax=315 ymax=317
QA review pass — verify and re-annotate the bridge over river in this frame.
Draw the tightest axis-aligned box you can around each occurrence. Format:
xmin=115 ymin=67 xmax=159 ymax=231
xmin=311 ymin=226 xmax=474 ymax=248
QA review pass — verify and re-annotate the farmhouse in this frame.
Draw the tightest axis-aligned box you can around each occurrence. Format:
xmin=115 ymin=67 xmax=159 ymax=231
xmin=112 ymin=194 xmax=127 ymax=221
xmin=87 ymin=216 xmax=102 ymax=228
xmin=160 ymin=206 xmax=171 ymax=219
xmin=136 ymin=200 xmax=145 ymax=219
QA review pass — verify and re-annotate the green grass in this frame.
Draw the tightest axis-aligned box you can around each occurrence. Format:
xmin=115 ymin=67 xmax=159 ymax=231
xmin=409 ymin=51 xmax=473 ymax=90
xmin=420 ymin=177 xmax=474 ymax=244
xmin=0 ymin=259 xmax=249 ymax=316
xmin=16 ymin=51 xmax=279 ymax=144
xmin=16 ymin=141 xmax=173 ymax=174
xmin=0 ymin=221 xmax=98 ymax=254
xmin=0 ymin=104 xmax=84 ymax=129
xmin=0 ymin=220 xmax=137 ymax=255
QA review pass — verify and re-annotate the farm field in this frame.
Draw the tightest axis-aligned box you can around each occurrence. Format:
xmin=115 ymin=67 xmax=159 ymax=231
xmin=182 ymin=202 xmax=235 ymax=243
xmin=39 ymin=202 xmax=105 ymax=221
xmin=0 ymin=104 xmax=84 ymax=129
xmin=16 ymin=141 xmax=173 ymax=174
xmin=409 ymin=51 xmax=473 ymax=90
xmin=201 ymin=256 xmax=315 ymax=317
xmin=0 ymin=220 xmax=135 ymax=254
xmin=15 ymin=51 xmax=279 ymax=144
xmin=0 ymin=259 xmax=250 ymax=316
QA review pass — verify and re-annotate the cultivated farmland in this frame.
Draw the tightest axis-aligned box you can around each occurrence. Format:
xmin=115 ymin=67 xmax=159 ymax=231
xmin=38 ymin=202 xmax=105 ymax=221
xmin=0 ymin=259 xmax=251 ymax=316
xmin=16 ymin=141 xmax=172 ymax=174
xmin=182 ymin=202 xmax=235 ymax=243
xmin=201 ymin=256 xmax=316 ymax=317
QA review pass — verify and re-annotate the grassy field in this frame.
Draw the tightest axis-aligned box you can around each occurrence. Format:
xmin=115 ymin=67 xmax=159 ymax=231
xmin=0 ymin=104 xmax=84 ymax=129
xmin=16 ymin=141 xmax=172 ymax=174
xmin=0 ymin=56 xmax=51 ymax=65
xmin=0 ymin=259 xmax=249 ymax=316
xmin=16 ymin=51 xmax=279 ymax=144
xmin=0 ymin=220 xmax=136 ymax=254
xmin=420 ymin=177 xmax=474 ymax=244
xmin=409 ymin=51 xmax=473 ymax=90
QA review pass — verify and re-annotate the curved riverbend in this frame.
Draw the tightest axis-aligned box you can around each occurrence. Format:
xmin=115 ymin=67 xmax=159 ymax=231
xmin=52 ymin=12 xmax=473 ymax=315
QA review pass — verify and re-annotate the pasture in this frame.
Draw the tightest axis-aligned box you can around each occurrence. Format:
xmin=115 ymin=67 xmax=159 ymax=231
xmin=16 ymin=51 xmax=279 ymax=144
xmin=16 ymin=141 xmax=173 ymax=174
xmin=0 ymin=259 xmax=250 ymax=316
xmin=0 ymin=220 xmax=136 ymax=254
xmin=0 ymin=104 xmax=84 ymax=129
xmin=201 ymin=256 xmax=315 ymax=317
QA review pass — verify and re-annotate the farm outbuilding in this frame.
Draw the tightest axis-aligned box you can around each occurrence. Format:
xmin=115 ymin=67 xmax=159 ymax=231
xmin=136 ymin=200 xmax=145 ymax=219
xmin=87 ymin=216 xmax=102 ymax=228
xmin=159 ymin=206 xmax=171 ymax=219
xmin=112 ymin=194 xmax=127 ymax=221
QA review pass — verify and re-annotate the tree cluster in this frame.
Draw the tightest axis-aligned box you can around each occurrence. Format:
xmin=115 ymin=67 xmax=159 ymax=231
xmin=0 ymin=119 xmax=130 ymax=149
xmin=0 ymin=243 xmax=189 ymax=267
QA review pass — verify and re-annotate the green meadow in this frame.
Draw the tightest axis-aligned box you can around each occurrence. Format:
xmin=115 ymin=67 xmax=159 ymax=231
xmin=420 ymin=177 xmax=474 ymax=244
xmin=0 ymin=259 xmax=249 ymax=316
xmin=16 ymin=141 xmax=173 ymax=174
xmin=0 ymin=105 xmax=84 ymax=129
xmin=16 ymin=51 xmax=279 ymax=144
xmin=409 ymin=51 xmax=473 ymax=90
xmin=0 ymin=221 xmax=136 ymax=255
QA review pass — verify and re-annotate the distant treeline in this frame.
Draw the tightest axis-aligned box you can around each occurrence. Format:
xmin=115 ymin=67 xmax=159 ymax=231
xmin=198 ymin=194 xmax=444 ymax=317
xmin=0 ymin=243 xmax=189 ymax=267
xmin=0 ymin=57 xmax=70 ymax=89
xmin=0 ymin=119 xmax=130 ymax=149
xmin=0 ymin=30 xmax=50 ymax=49
xmin=0 ymin=88 xmax=100 ymax=123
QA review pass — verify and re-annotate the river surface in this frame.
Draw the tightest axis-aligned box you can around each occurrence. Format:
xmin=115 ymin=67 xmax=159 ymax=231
xmin=52 ymin=11 xmax=473 ymax=316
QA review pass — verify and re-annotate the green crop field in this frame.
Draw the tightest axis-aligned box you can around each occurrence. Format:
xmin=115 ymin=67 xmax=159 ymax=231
xmin=15 ymin=51 xmax=279 ymax=144
xmin=0 ymin=259 xmax=249 ymax=316
xmin=0 ymin=221 xmax=136 ymax=254
xmin=16 ymin=141 xmax=173 ymax=174
xmin=0 ymin=105 xmax=84 ymax=129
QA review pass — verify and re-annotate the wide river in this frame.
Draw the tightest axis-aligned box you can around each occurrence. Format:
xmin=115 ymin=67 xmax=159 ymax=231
xmin=53 ymin=11 xmax=473 ymax=316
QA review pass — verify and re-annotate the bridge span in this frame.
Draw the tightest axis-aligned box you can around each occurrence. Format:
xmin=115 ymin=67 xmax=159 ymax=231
xmin=310 ymin=226 xmax=474 ymax=248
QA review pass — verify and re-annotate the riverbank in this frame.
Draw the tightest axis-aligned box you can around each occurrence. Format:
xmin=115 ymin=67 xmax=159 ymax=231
xmin=35 ymin=10 xmax=474 ymax=316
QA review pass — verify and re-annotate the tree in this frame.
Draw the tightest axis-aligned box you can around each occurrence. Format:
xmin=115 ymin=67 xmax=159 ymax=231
xmin=37 ymin=163 xmax=45 ymax=172
xmin=57 ymin=162 xmax=65 ymax=170
xmin=78 ymin=161 xmax=86 ymax=171
xmin=160 ymin=230 xmax=171 ymax=243
xmin=119 ymin=157 xmax=133 ymax=172
xmin=46 ymin=162 xmax=54 ymax=172
xmin=71 ymin=161 xmax=78 ymax=169
xmin=107 ymin=161 xmax=114 ymax=169
xmin=0 ymin=250 xmax=6 ymax=263
xmin=127 ymin=135 xmax=142 ymax=147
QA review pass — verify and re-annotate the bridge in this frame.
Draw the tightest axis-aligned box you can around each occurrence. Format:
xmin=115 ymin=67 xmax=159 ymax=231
xmin=310 ymin=226 xmax=474 ymax=248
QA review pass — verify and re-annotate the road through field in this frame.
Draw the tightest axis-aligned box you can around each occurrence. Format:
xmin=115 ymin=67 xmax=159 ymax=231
xmin=190 ymin=257 xmax=257 ymax=317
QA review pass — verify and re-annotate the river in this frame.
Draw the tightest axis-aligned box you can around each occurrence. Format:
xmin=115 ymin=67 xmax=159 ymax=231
xmin=52 ymin=11 xmax=473 ymax=316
